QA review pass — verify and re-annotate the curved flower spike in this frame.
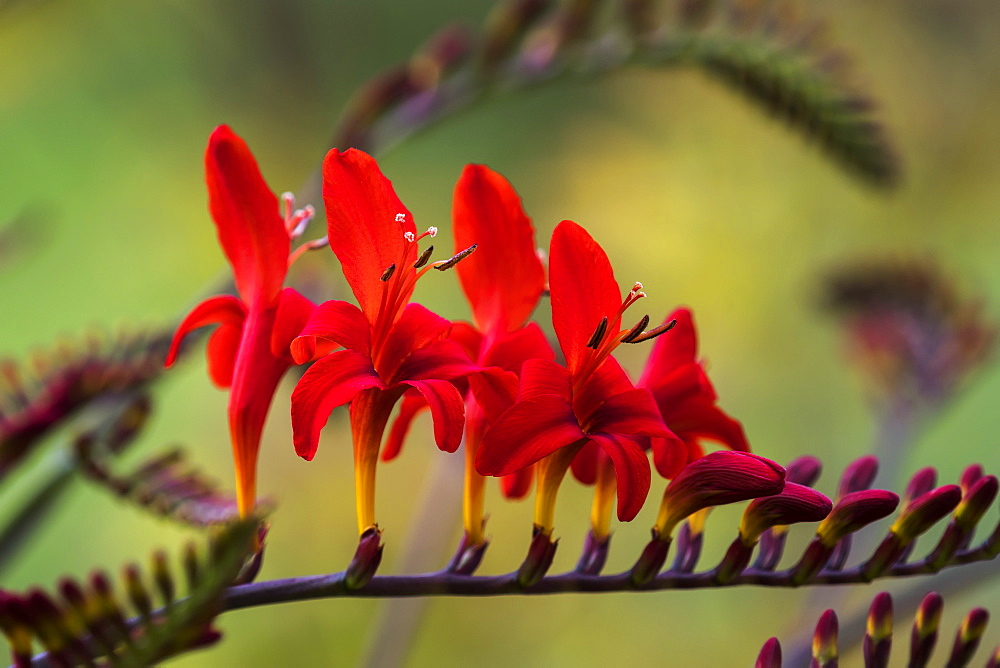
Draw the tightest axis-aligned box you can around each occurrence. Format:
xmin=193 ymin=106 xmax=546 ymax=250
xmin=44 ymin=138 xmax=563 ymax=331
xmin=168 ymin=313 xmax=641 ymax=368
xmin=165 ymin=126 xmax=316 ymax=517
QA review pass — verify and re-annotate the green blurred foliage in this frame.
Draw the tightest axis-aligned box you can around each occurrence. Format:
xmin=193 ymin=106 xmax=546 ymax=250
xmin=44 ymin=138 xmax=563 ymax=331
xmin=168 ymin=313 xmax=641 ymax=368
xmin=2 ymin=0 xmax=1000 ymax=665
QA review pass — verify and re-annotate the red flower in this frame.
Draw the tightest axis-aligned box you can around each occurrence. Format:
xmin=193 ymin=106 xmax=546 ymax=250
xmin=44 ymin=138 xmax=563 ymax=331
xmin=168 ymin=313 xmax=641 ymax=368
xmin=289 ymin=149 xmax=477 ymax=535
xmin=639 ymin=307 xmax=750 ymax=479
xmin=165 ymin=125 xmax=316 ymax=517
xmin=478 ymin=220 xmax=677 ymax=535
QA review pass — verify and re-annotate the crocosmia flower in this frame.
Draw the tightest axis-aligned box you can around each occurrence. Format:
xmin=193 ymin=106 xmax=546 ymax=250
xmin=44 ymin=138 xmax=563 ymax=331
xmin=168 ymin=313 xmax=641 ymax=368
xmin=290 ymin=149 xmax=478 ymax=535
xmin=639 ymin=307 xmax=750 ymax=479
xmin=478 ymin=220 xmax=679 ymax=536
xmin=165 ymin=125 xmax=317 ymax=518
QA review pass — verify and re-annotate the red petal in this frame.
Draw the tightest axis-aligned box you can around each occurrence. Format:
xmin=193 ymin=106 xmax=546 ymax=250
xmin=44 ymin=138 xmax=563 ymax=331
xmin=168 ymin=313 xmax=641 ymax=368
xmin=165 ymin=295 xmax=247 ymax=387
xmin=205 ymin=126 xmax=288 ymax=305
xmin=453 ymin=164 xmax=545 ymax=332
xmin=651 ymin=433 xmax=690 ymax=479
xmin=587 ymin=388 xmax=670 ymax=438
xmin=667 ymin=399 xmax=750 ymax=454
xmin=570 ymin=440 xmax=601 ymax=485
xmin=381 ymin=390 xmax=428 ymax=461
xmin=646 ymin=362 xmax=717 ymax=407
xmin=291 ymin=299 xmax=371 ymax=363
xmin=480 ymin=322 xmax=554 ymax=373
xmin=590 ymin=433 xmax=651 ymax=522
xmin=377 ymin=303 xmax=453 ymax=379
xmin=270 ymin=288 xmax=316 ymax=361
xmin=573 ymin=356 xmax=635 ymax=424
xmin=516 ymin=358 xmax=573 ymax=402
xmin=468 ymin=367 xmax=520 ymax=423
xmin=477 ymin=395 xmax=584 ymax=476
xmin=500 ymin=466 xmax=534 ymax=499
xmin=290 ymin=350 xmax=383 ymax=460
xmin=549 ymin=221 xmax=623 ymax=376
xmin=395 ymin=338 xmax=478 ymax=383
xmin=639 ymin=307 xmax=698 ymax=382
xmin=401 ymin=379 xmax=466 ymax=453
xmin=322 ymin=149 xmax=416 ymax=323
xmin=449 ymin=321 xmax=484 ymax=361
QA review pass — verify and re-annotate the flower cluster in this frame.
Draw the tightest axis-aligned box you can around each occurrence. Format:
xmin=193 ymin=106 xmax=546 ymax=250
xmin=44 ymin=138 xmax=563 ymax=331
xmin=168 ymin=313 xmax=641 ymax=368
xmin=168 ymin=125 xmax=758 ymax=580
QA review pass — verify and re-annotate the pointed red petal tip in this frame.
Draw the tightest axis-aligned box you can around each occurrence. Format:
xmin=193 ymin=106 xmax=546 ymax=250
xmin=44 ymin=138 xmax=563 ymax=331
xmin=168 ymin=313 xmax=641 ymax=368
xmin=817 ymin=489 xmax=899 ymax=547
xmin=641 ymin=307 xmax=698 ymax=381
xmin=452 ymin=164 xmax=544 ymax=333
xmin=755 ymin=637 xmax=782 ymax=668
xmin=205 ymin=125 xmax=288 ymax=305
xmin=891 ymin=484 xmax=962 ymax=541
xmin=657 ymin=451 xmax=786 ymax=534
xmin=549 ymin=220 xmax=624 ymax=376
xmin=740 ymin=483 xmax=833 ymax=544
xmin=322 ymin=148 xmax=415 ymax=322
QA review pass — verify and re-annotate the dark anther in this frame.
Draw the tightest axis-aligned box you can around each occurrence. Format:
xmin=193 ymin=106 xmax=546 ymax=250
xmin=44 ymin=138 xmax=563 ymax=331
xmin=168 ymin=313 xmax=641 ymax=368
xmin=380 ymin=263 xmax=397 ymax=282
xmin=587 ymin=317 xmax=609 ymax=349
xmin=435 ymin=244 xmax=478 ymax=271
xmin=620 ymin=314 xmax=650 ymax=343
xmin=413 ymin=245 xmax=435 ymax=269
xmin=624 ymin=318 xmax=676 ymax=344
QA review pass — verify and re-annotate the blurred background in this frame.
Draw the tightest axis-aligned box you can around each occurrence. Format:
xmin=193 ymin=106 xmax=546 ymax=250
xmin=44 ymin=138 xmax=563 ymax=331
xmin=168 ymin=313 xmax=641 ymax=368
xmin=2 ymin=0 xmax=1000 ymax=665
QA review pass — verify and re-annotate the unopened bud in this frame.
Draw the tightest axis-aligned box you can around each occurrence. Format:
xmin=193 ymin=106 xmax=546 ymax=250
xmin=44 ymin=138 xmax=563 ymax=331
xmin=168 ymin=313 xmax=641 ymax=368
xmin=864 ymin=592 xmax=893 ymax=668
xmin=755 ymin=637 xmax=782 ymax=668
xmin=812 ymin=609 xmax=839 ymax=668
xmin=714 ymin=538 xmax=754 ymax=584
xmin=151 ymin=549 xmax=174 ymax=605
xmin=954 ymin=475 xmax=998 ymax=531
xmin=0 ymin=592 xmax=33 ymax=666
xmin=816 ymin=490 xmax=899 ymax=547
xmin=837 ymin=455 xmax=879 ymax=499
xmin=739 ymin=483 xmax=832 ymax=545
xmin=909 ymin=592 xmax=943 ymax=667
xmin=655 ymin=451 xmax=785 ymax=537
xmin=517 ymin=527 xmax=558 ymax=588
xmin=902 ymin=467 xmax=938 ymax=508
xmin=345 ymin=526 xmax=384 ymax=590
xmin=959 ymin=464 xmax=985 ymax=495
xmin=786 ymin=455 xmax=823 ymax=486
xmin=890 ymin=485 xmax=962 ymax=542
xmin=123 ymin=563 xmax=152 ymax=621
xmin=947 ymin=608 xmax=989 ymax=668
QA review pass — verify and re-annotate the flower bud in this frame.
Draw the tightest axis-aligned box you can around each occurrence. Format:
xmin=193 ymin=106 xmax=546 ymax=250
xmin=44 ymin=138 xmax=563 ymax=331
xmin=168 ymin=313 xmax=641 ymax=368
xmin=863 ymin=592 xmax=893 ymax=668
xmin=929 ymin=475 xmax=999 ymax=568
xmin=837 ymin=455 xmax=879 ymax=499
xmin=755 ymin=637 xmax=782 ymax=668
xmin=902 ymin=467 xmax=937 ymax=508
xmin=959 ymin=464 xmax=985 ymax=495
xmin=150 ymin=550 xmax=174 ymax=606
xmin=909 ymin=592 xmax=943 ymax=667
xmin=811 ymin=609 xmax=838 ymax=668
xmin=517 ymin=527 xmax=558 ymax=588
xmin=345 ymin=527 xmax=384 ymax=590
xmin=740 ymin=483 xmax=833 ymax=545
xmin=654 ymin=452 xmax=785 ymax=537
xmin=786 ymin=456 xmax=823 ymax=486
xmin=0 ymin=592 xmax=34 ymax=666
xmin=890 ymin=485 xmax=962 ymax=542
xmin=817 ymin=490 xmax=899 ymax=548
xmin=946 ymin=608 xmax=989 ymax=668
xmin=714 ymin=539 xmax=754 ymax=584
xmin=672 ymin=510 xmax=709 ymax=573
xmin=123 ymin=563 xmax=152 ymax=621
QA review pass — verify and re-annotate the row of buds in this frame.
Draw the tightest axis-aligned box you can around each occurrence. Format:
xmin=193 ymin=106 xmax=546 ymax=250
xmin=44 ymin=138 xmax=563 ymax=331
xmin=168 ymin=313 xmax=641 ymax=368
xmin=755 ymin=591 xmax=995 ymax=668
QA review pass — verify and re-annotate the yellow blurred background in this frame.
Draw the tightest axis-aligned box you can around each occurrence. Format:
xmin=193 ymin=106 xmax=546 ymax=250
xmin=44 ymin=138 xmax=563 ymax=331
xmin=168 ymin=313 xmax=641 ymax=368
xmin=2 ymin=1 xmax=1000 ymax=665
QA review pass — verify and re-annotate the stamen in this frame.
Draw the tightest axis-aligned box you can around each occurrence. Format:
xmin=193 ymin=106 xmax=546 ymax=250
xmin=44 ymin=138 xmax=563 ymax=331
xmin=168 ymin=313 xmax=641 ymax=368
xmin=587 ymin=317 xmax=609 ymax=349
xmin=395 ymin=213 xmax=407 ymax=223
xmin=404 ymin=231 xmax=415 ymax=243
xmin=624 ymin=318 xmax=677 ymax=344
xmin=287 ymin=235 xmax=329 ymax=267
xmin=632 ymin=282 xmax=644 ymax=293
xmin=434 ymin=244 xmax=477 ymax=271
xmin=281 ymin=192 xmax=295 ymax=220
xmin=620 ymin=314 xmax=650 ymax=343
xmin=427 ymin=226 xmax=438 ymax=238
xmin=289 ymin=205 xmax=316 ymax=239
xmin=380 ymin=263 xmax=397 ymax=282
xmin=413 ymin=245 xmax=435 ymax=269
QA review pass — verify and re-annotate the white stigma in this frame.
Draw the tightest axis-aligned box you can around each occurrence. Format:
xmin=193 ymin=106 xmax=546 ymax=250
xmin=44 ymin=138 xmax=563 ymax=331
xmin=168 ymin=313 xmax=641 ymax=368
xmin=404 ymin=231 xmax=416 ymax=242
xmin=395 ymin=213 xmax=407 ymax=222
xmin=427 ymin=226 xmax=438 ymax=238
xmin=632 ymin=282 xmax=644 ymax=292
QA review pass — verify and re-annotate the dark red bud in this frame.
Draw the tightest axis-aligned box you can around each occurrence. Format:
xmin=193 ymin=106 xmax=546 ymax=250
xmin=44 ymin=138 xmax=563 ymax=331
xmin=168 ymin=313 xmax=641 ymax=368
xmin=909 ymin=592 xmax=943 ymax=667
xmin=740 ymin=483 xmax=833 ymax=544
xmin=755 ymin=637 xmax=782 ymax=668
xmin=817 ymin=490 xmax=899 ymax=547
xmin=902 ymin=467 xmax=938 ymax=507
xmin=946 ymin=608 xmax=989 ymax=668
xmin=891 ymin=485 xmax=962 ymax=541
xmin=345 ymin=527 xmax=384 ymax=590
xmin=864 ymin=592 xmax=893 ymax=668
xmin=836 ymin=455 xmax=879 ymax=499
xmin=960 ymin=464 xmax=985 ymax=495
xmin=811 ymin=609 xmax=839 ymax=667
xmin=714 ymin=539 xmax=754 ymax=584
xmin=786 ymin=456 xmax=822 ymax=486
